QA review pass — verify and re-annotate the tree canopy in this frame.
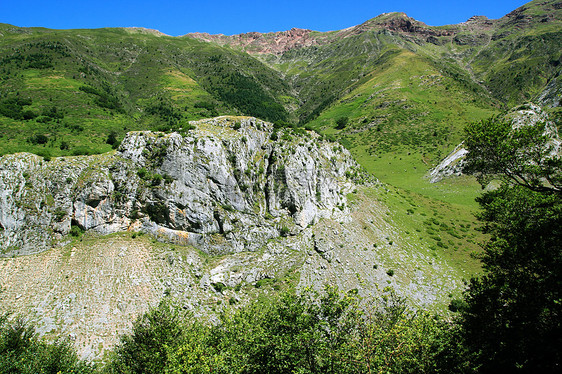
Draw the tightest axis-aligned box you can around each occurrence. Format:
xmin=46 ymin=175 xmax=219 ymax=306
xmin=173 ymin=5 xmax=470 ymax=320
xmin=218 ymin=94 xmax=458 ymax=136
xmin=460 ymin=114 xmax=562 ymax=372
xmin=463 ymin=115 xmax=561 ymax=193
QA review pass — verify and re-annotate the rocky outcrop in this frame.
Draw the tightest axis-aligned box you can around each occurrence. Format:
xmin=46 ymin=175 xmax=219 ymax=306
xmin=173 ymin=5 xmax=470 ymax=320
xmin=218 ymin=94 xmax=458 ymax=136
xmin=186 ymin=28 xmax=318 ymax=55
xmin=536 ymin=75 xmax=562 ymax=108
xmin=0 ymin=116 xmax=361 ymax=256
xmin=427 ymin=144 xmax=468 ymax=183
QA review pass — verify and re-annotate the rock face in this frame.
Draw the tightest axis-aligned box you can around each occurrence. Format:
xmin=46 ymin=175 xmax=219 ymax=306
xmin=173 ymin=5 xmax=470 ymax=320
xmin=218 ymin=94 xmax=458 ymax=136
xmin=427 ymin=144 xmax=468 ymax=183
xmin=0 ymin=116 xmax=360 ymax=256
xmin=1 ymin=117 xmax=473 ymax=360
xmin=186 ymin=28 xmax=318 ymax=55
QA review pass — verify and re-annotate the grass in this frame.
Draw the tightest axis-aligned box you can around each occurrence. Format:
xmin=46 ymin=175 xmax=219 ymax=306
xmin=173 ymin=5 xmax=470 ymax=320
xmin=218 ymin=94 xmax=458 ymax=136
xmin=355 ymin=149 xmax=483 ymax=209
xmin=360 ymin=184 xmax=484 ymax=277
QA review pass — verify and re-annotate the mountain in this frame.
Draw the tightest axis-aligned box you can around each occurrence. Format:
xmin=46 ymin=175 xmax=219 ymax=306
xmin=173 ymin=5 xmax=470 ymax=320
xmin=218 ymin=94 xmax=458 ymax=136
xmin=0 ymin=0 xmax=560 ymax=360
xmin=1 ymin=0 xmax=560 ymax=165
xmin=0 ymin=117 xmax=481 ymax=359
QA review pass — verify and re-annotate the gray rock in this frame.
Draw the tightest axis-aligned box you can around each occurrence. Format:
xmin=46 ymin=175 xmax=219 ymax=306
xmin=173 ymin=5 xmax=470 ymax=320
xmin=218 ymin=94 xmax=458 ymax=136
xmin=0 ymin=117 xmax=360 ymax=256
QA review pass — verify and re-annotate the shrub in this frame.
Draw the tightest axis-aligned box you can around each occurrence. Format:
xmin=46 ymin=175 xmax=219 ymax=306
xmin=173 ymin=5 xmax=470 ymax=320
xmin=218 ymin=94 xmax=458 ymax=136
xmin=106 ymin=131 xmax=118 ymax=146
xmin=212 ymin=282 xmax=227 ymax=293
xmin=29 ymin=134 xmax=48 ymax=145
xmin=448 ymin=298 xmax=467 ymax=313
xmin=53 ymin=207 xmax=66 ymax=221
xmin=109 ymin=300 xmax=187 ymax=374
xmin=36 ymin=149 xmax=51 ymax=162
xmin=335 ymin=116 xmax=349 ymax=129
xmin=0 ymin=314 xmax=94 ymax=373
xmin=280 ymin=225 xmax=290 ymax=237
xmin=69 ymin=224 xmax=83 ymax=237
xmin=137 ymin=168 xmax=149 ymax=180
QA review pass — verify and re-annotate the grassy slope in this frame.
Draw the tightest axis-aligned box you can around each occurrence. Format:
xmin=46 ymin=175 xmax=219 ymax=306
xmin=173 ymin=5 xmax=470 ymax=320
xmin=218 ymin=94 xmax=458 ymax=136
xmin=0 ymin=25 xmax=294 ymax=157
xmin=299 ymin=48 xmax=494 ymax=207
xmin=470 ymin=0 xmax=562 ymax=107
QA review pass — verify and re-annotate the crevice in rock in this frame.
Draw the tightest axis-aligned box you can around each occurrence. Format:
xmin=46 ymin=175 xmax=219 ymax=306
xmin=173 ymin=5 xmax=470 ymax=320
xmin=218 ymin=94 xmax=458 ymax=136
xmin=264 ymin=149 xmax=276 ymax=215
xmin=213 ymin=209 xmax=224 ymax=234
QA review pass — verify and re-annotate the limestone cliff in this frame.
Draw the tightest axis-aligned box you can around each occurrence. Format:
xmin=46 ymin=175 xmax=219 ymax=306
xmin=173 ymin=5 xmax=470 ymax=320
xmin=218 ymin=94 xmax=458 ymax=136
xmin=0 ymin=116 xmax=360 ymax=256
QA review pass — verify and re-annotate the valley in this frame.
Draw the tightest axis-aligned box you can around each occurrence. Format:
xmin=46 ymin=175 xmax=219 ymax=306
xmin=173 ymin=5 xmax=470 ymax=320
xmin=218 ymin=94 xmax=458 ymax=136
xmin=0 ymin=0 xmax=561 ymax=367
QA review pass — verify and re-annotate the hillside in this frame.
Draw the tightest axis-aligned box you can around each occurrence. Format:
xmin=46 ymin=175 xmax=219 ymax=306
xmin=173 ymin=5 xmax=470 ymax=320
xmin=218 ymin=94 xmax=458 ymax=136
xmin=0 ymin=0 xmax=560 ymax=362
xmin=0 ymin=117 xmax=483 ymax=359
xmin=0 ymin=0 xmax=560 ymax=166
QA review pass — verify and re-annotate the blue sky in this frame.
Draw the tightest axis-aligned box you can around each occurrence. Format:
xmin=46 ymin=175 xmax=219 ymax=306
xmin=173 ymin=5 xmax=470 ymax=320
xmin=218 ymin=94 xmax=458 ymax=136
xmin=1 ymin=0 xmax=529 ymax=36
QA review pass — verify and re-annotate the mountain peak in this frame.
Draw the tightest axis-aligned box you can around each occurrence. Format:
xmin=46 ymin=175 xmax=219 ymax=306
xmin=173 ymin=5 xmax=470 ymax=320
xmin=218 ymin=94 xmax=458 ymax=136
xmin=339 ymin=11 xmax=455 ymax=39
xmin=185 ymin=27 xmax=316 ymax=54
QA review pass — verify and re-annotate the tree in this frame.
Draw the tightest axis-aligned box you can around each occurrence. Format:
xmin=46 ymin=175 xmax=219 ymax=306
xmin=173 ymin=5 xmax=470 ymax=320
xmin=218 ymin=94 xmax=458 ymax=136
xmin=335 ymin=116 xmax=349 ymax=130
xmin=460 ymin=115 xmax=562 ymax=372
xmin=108 ymin=299 xmax=187 ymax=374
xmin=164 ymin=287 xmax=459 ymax=373
xmin=463 ymin=116 xmax=561 ymax=193
xmin=0 ymin=313 xmax=94 ymax=373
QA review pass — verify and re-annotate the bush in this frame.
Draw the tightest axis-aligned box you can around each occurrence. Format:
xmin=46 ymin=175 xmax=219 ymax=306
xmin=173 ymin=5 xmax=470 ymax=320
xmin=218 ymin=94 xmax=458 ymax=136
xmin=280 ymin=225 xmax=290 ymax=237
xmin=448 ymin=298 xmax=467 ymax=313
xmin=335 ymin=116 xmax=349 ymax=130
xmin=137 ymin=168 xmax=149 ymax=180
xmin=36 ymin=149 xmax=51 ymax=162
xmin=0 ymin=314 xmax=94 ymax=373
xmin=29 ymin=134 xmax=48 ymax=145
xmin=158 ymin=287 xmax=460 ymax=373
xmin=212 ymin=282 xmax=227 ymax=293
xmin=69 ymin=224 xmax=83 ymax=237
xmin=109 ymin=300 xmax=187 ymax=374
xmin=106 ymin=131 xmax=118 ymax=146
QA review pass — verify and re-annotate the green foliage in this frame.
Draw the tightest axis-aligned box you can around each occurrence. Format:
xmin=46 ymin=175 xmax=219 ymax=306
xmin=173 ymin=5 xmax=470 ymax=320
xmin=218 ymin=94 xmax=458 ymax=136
xmin=0 ymin=313 xmax=94 ymax=373
xmin=335 ymin=116 xmax=348 ymax=130
xmin=79 ymin=84 xmax=123 ymax=112
xmin=109 ymin=287 xmax=463 ymax=373
xmin=279 ymin=225 xmax=290 ymax=237
xmin=211 ymin=282 xmax=227 ymax=293
xmin=108 ymin=299 xmax=187 ymax=374
xmin=69 ymin=224 xmax=84 ymax=237
xmin=0 ymin=97 xmax=34 ymax=120
xmin=460 ymin=115 xmax=562 ymax=371
xmin=137 ymin=168 xmax=149 ymax=180
xmin=464 ymin=115 xmax=562 ymax=192
xmin=448 ymin=298 xmax=467 ymax=313
xmin=106 ymin=131 xmax=119 ymax=148
xmin=28 ymin=134 xmax=49 ymax=145
xmin=144 ymin=203 xmax=169 ymax=225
